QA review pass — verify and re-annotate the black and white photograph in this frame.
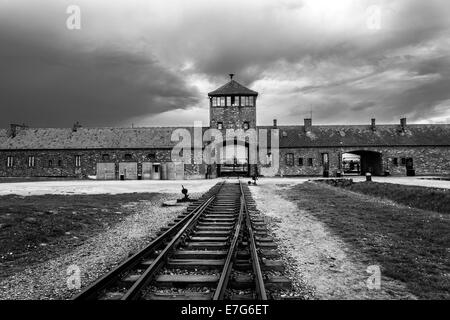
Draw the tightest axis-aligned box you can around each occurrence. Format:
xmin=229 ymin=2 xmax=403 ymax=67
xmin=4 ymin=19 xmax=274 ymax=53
xmin=0 ymin=0 xmax=449 ymax=313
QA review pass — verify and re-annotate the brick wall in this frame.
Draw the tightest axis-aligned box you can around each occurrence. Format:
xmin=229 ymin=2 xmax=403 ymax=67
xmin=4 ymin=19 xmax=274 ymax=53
xmin=210 ymin=106 xmax=256 ymax=131
xmin=0 ymin=149 xmax=172 ymax=178
xmin=274 ymin=146 xmax=450 ymax=177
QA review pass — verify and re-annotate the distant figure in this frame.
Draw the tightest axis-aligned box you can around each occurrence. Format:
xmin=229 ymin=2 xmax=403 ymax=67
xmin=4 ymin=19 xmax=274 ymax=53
xmin=181 ymin=185 xmax=189 ymax=201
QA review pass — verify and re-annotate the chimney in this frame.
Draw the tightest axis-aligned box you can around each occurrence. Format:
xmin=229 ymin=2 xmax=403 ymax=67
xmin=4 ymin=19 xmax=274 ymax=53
xmin=72 ymin=121 xmax=82 ymax=132
xmin=400 ymin=118 xmax=407 ymax=131
xmin=9 ymin=123 xmax=28 ymax=138
xmin=304 ymin=118 xmax=312 ymax=132
xmin=229 ymin=73 xmax=234 ymax=80
xmin=273 ymin=119 xmax=277 ymax=127
xmin=371 ymin=118 xmax=376 ymax=131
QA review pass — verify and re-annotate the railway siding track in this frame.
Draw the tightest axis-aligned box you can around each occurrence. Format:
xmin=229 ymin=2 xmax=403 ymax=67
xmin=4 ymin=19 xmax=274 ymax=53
xmin=73 ymin=181 xmax=293 ymax=301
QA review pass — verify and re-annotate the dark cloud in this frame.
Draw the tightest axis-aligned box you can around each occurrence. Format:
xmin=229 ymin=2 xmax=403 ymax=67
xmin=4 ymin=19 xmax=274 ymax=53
xmin=0 ymin=0 xmax=449 ymax=127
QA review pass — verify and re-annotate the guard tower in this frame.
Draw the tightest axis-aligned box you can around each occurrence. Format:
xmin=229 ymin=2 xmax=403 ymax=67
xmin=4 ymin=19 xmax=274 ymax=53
xmin=208 ymin=74 xmax=258 ymax=131
xmin=208 ymin=75 xmax=259 ymax=177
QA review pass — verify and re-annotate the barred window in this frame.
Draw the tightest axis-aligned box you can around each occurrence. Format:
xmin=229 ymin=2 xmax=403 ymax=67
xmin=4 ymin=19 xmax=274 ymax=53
xmin=286 ymin=153 xmax=294 ymax=166
xmin=7 ymin=156 xmax=14 ymax=167
xmin=75 ymin=155 xmax=81 ymax=167
xmin=28 ymin=156 xmax=35 ymax=167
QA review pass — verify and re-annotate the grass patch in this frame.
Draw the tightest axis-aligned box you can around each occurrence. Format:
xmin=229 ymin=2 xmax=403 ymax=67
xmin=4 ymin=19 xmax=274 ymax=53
xmin=284 ymin=182 xmax=450 ymax=300
xmin=344 ymin=182 xmax=450 ymax=215
xmin=0 ymin=192 xmax=162 ymax=279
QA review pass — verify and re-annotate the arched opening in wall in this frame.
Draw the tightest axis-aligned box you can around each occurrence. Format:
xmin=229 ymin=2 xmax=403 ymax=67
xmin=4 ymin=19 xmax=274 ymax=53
xmin=217 ymin=140 xmax=249 ymax=177
xmin=342 ymin=150 xmax=383 ymax=176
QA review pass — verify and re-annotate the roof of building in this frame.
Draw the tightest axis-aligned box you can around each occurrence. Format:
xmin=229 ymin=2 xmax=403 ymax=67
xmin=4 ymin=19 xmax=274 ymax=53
xmin=0 ymin=123 xmax=448 ymax=150
xmin=258 ymin=124 xmax=450 ymax=148
xmin=0 ymin=127 xmax=205 ymax=150
xmin=208 ymin=80 xmax=258 ymax=96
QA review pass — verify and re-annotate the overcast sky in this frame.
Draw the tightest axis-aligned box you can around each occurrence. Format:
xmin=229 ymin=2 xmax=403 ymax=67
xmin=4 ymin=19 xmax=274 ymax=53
xmin=0 ymin=0 xmax=449 ymax=128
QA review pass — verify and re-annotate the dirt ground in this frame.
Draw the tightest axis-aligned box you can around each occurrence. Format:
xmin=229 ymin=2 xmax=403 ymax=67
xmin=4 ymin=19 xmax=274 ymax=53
xmin=0 ymin=193 xmax=192 ymax=300
xmin=250 ymin=182 xmax=417 ymax=300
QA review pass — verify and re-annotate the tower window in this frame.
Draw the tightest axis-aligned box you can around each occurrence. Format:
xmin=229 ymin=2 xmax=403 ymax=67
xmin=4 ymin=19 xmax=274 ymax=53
xmin=308 ymin=158 xmax=313 ymax=166
xmin=249 ymin=96 xmax=254 ymax=106
xmin=212 ymin=97 xmax=217 ymax=107
xmin=217 ymin=122 xmax=223 ymax=130
xmin=298 ymin=158 xmax=304 ymax=166
xmin=232 ymin=96 xmax=239 ymax=106
xmin=241 ymin=96 xmax=248 ymax=106
xmin=58 ymin=160 xmax=63 ymax=167
xmin=226 ymin=96 xmax=231 ymax=106
xmin=219 ymin=97 xmax=225 ymax=107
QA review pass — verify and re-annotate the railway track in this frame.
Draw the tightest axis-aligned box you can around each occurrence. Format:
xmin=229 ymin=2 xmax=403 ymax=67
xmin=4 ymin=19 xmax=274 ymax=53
xmin=73 ymin=180 xmax=292 ymax=300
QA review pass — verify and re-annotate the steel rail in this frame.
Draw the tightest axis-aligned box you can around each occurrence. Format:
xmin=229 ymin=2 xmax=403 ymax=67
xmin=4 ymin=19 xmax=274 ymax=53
xmin=122 ymin=183 xmax=224 ymax=300
xmin=73 ymin=184 xmax=221 ymax=300
xmin=212 ymin=194 xmax=244 ymax=300
xmin=239 ymin=181 xmax=267 ymax=300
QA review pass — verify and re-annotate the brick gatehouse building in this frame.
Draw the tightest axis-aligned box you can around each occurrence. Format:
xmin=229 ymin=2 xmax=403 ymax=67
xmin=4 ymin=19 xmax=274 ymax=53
xmin=1 ymin=76 xmax=449 ymax=179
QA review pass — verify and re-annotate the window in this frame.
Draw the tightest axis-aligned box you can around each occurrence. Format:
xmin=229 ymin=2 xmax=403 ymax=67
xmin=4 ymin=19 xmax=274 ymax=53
xmin=286 ymin=153 xmax=294 ymax=166
xmin=147 ymin=153 xmax=156 ymax=161
xmin=102 ymin=154 xmax=110 ymax=161
xmin=48 ymin=160 xmax=53 ymax=168
xmin=232 ymin=96 xmax=239 ymax=106
xmin=217 ymin=122 xmax=223 ymax=130
xmin=58 ymin=160 xmax=63 ymax=167
xmin=241 ymin=96 xmax=248 ymax=106
xmin=219 ymin=97 xmax=225 ymax=107
xmin=153 ymin=165 xmax=159 ymax=173
xmin=226 ymin=96 xmax=231 ymax=106
xmin=243 ymin=122 xmax=249 ymax=130
xmin=401 ymin=158 xmax=406 ymax=166
xmin=298 ymin=158 xmax=304 ymax=166
xmin=124 ymin=154 xmax=132 ymax=160
xmin=249 ymin=96 xmax=254 ymax=106
xmin=308 ymin=158 xmax=313 ymax=166
xmin=75 ymin=155 xmax=81 ymax=167
xmin=6 ymin=156 xmax=14 ymax=167
xmin=212 ymin=97 xmax=217 ymax=107
xmin=28 ymin=156 xmax=35 ymax=168
xmin=392 ymin=158 xmax=398 ymax=166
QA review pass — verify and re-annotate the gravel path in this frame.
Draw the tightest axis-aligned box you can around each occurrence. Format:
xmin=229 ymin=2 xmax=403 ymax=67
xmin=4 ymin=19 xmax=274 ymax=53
xmin=250 ymin=183 xmax=417 ymax=300
xmin=0 ymin=193 xmax=195 ymax=300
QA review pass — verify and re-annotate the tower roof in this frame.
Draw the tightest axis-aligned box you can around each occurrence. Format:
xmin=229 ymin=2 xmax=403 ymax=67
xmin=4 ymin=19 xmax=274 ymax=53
xmin=208 ymin=79 xmax=258 ymax=96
